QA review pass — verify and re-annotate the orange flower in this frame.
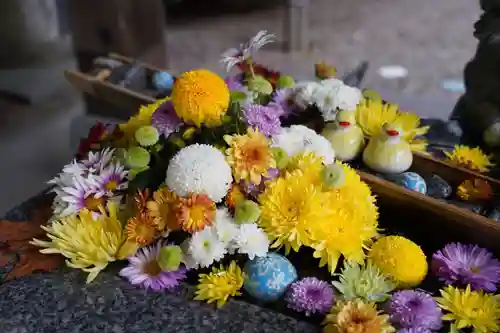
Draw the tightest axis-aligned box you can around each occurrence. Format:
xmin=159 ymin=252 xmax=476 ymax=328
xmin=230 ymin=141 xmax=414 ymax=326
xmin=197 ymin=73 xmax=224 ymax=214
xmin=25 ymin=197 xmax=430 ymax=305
xmin=147 ymin=188 xmax=180 ymax=232
xmin=226 ymin=184 xmax=246 ymax=209
xmin=457 ymin=179 xmax=493 ymax=201
xmin=133 ymin=189 xmax=150 ymax=213
xmin=224 ymin=128 xmax=276 ymax=184
xmin=125 ymin=213 xmax=157 ymax=245
xmin=176 ymin=194 xmax=216 ymax=233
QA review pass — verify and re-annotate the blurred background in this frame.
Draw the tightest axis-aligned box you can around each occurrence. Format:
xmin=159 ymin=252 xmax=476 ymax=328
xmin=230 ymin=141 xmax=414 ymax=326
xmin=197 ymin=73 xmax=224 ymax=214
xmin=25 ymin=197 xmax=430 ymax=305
xmin=0 ymin=0 xmax=480 ymax=214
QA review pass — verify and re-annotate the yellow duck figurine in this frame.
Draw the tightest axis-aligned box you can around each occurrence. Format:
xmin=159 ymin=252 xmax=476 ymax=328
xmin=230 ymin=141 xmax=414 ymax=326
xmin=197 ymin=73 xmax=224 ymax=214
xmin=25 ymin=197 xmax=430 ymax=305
xmin=321 ymin=109 xmax=365 ymax=161
xmin=362 ymin=123 xmax=413 ymax=174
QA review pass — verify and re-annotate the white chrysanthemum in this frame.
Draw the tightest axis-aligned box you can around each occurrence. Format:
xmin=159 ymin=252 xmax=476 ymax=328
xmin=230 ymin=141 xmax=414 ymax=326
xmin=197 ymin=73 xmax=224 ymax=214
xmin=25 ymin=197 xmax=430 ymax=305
xmin=184 ymin=226 xmax=227 ymax=269
xmin=271 ymin=125 xmax=335 ymax=164
xmin=213 ymin=208 xmax=240 ymax=253
xmin=331 ymin=83 xmax=362 ymax=111
xmin=166 ymin=144 xmax=233 ymax=202
xmin=236 ymin=223 xmax=269 ymax=260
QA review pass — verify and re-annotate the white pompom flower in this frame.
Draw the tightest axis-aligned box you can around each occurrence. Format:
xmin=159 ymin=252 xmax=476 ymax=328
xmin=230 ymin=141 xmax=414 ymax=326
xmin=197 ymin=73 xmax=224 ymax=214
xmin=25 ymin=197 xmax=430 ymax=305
xmin=212 ymin=208 xmax=240 ymax=253
xmin=166 ymin=144 xmax=233 ymax=202
xmin=236 ymin=223 xmax=270 ymax=260
xmin=271 ymin=125 xmax=335 ymax=164
xmin=183 ymin=226 xmax=227 ymax=269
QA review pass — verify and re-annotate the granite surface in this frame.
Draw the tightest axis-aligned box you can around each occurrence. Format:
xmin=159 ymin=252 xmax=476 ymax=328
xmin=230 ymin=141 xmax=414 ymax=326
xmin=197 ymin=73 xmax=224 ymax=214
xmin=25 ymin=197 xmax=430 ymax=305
xmin=0 ymin=193 xmax=319 ymax=333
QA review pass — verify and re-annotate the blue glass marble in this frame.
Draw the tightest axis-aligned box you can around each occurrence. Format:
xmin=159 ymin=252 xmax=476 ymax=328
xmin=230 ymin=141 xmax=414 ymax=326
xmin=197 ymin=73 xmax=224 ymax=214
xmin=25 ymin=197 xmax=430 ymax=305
xmin=152 ymin=71 xmax=174 ymax=91
xmin=243 ymin=253 xmax=297 ymax=302
xmin=393 ymin=172 xmax=427 ymax=194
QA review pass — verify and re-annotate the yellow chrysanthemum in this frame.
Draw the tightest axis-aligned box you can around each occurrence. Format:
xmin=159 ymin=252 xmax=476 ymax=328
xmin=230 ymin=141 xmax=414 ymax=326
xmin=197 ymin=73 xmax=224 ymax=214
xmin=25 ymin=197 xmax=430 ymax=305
xmin=119 ymin=97 xmax=169 ymax=145
xmin=368 ymin=236 xmax=427 ymax=287
xmin=31 ymin=202 xmax=136 ymax=283
xmin=194 ymin=261 xmax=245 ymax=308
xmin=224 ymin=128 xmax=276 ymax=184
xmin=259 ymin=169 xmax=331 ymax=253
xmin=323 ymin=299 xmax=395 ymax=333
xmin=444 ymin=145 xmax=494 ymax=173
xmin=176 ymin=193 xmax=216 ymax=233
xmin=356 ymin=99 xmax=429 ymax=152
xmin=286 ymin=152 xmax=324 ymax=185
xmin=309 ymin=161 xmax=379 ymax=273
xmin=171 ymin=69 xmax=229 ymax=127
xmin=147 ymin=187 xmax=180 ymax=232
xmin=436 ymin=285 xmax=500 ymax=333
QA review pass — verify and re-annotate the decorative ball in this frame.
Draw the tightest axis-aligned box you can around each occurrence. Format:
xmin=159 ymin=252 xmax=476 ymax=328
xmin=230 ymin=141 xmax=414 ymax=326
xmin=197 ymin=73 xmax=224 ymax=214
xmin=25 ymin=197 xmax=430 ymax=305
xmin=166 ymin=144 xmax=233 ymax=202
xmin=368 ymin=236 xmax=428 ymax=287
xmin=243 ymin=252 xmax=298 ymax=302
xmin=152 ymin=71 xmax=175 ymax=91
xmin=171 ymin=69 xmax=230 ymax=128
xmin=392 ymin=172 xmax=427 ymax=194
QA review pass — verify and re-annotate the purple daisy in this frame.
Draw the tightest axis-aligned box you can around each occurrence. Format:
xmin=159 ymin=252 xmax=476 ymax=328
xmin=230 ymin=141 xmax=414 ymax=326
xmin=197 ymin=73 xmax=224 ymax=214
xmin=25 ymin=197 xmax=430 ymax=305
xmin=285 ymin=277 xmax=334 ymax=316
xmin=119 ymin=241 xmax=188 ymax=292
xmin=152 ymin=100 xmax=183 ymax=138
xmin=243 ymin=104 xmax=282 ymax=137
xmin=386 ymin=290 xmax=442 ymax=331
xmin=268 ymin=88 xmax=296 ymax=119
xmin=397 ymin=328 xmax=433 ymax=333
xmin=432 ymin=242 xmax=500 ymax=292
xmin=95 ymin=163 xmax=128 ymax=197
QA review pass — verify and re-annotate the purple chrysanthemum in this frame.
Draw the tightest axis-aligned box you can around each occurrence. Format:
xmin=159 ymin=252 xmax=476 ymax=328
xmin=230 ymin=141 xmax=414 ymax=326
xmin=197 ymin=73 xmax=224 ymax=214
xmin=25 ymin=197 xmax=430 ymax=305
xmin=151 ymin=100 xmax=183 ymax=138
xmin=268 ymin=88 xmax=296 ymax=118
xmin=243 ymin=104 xmax=282 ymax=137
xmin=397 ymin=328 xmax=433 ymax=333
xmin=224 ymin=75 xmax=246 ymax=92
xmin=119 ymin=241 xmax=188 ymax=292
xmin=241 ymin=168 xmax=280 ymax=197
xmin=386 ymin=290 xmax=442 ymax=331
xmin=432 ymin=242 xmax=500 ymax=292
xmin=285 ymin=277 xmax=334 ymax=316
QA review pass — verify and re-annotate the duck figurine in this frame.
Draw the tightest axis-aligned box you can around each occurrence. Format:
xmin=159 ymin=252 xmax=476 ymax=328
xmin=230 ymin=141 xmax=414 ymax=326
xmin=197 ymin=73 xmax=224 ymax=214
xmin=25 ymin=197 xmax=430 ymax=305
xmin=362 ymin=123 xmax=413 ymax=174
xmin=321 ymin=109 xmax=365 ymax=161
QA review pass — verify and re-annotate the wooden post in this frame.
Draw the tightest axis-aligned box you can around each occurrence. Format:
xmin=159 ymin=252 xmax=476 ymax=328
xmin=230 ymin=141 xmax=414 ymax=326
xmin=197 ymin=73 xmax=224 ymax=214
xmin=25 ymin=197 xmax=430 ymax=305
xmin=67 ymin=0 xmax=168 ymax=117
xmin=283 ymin=0 xmax=310 ymax=52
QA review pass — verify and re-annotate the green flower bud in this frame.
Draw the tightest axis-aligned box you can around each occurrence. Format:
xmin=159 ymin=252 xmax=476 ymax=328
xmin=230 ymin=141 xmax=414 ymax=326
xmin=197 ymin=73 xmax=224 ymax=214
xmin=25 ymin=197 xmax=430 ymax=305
xmin=271 ymin=147 xmax=290 ymax=170
xmin=158 ymin=245 xmax=183 ymax=272
xmin=247 ymin=75 xmax=273 ymax=95
xmin=276 ymin=75 xmax=295 ymax=89
xmin=234 ymin=200 xmax=261 ymax=224
xmin=126 ymin=146 xmax=151 ymax=168
xmin=135 ymin=125 xmax=159 ymax=147
xmin=230 ymin=90 xmax=248 ymax=103
xmin=322 ymin=164 xmax=346 ymax=189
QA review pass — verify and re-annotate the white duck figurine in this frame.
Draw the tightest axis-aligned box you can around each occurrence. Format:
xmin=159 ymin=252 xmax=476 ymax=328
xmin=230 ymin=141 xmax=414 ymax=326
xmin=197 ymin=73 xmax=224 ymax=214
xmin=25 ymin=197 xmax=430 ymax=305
xmin=362 ymin=123 xmax=413 ymax=174
xmin=321 ymin=109 xmax=365 ymax=161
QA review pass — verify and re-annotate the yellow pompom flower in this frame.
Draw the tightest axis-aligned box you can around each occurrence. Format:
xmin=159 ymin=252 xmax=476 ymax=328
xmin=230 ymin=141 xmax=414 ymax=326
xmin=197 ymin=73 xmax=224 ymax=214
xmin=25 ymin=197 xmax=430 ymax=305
xmin=445 ymin=145 xmax=494 ymax=173
xmin=119 ymin=97 xmax=169 ymax=145
xmin=368 ymin=235 xmax=427 ymax=287
xmin=309 ymin=161 xmax=379 ymax=272
xmin=171 ymin=69 xmax=229 ymax=127
xmin=194 ymin=261 xmax=245 ymax=308
xmin=323 ymin=299 xmax=395 ymax=333
xmin=224 ymin=128 xmax=276 ymax=184
xmin=31 ymin=202 xmax=136 ymax=283
xmin=259 ymin=169 xmax=331 ymax=253
xmin=436 ymin=285 xmax=500 ymax=333
xmin=356 ymin=99 xmax=429 ymax=153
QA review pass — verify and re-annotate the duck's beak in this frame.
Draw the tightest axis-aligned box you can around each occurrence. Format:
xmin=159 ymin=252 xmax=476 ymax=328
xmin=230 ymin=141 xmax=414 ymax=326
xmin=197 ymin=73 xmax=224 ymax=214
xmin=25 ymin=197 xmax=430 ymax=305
xmin=386 ymin=129 xmax=400 ymax=137
xmin=338 ymin=121 xmax=351 ymax=127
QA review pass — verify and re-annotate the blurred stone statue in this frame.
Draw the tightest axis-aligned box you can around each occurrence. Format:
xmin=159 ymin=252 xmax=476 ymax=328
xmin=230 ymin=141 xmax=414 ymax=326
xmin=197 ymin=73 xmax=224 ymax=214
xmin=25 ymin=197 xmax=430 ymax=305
xmin=452 ymin=0 xmax=500 ymax=148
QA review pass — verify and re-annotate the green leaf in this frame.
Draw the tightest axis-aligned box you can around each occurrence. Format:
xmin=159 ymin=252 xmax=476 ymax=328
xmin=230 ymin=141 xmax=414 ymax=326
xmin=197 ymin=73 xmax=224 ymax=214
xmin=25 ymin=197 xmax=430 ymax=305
xmin=230 ymin=91 xmax=248 ymax=103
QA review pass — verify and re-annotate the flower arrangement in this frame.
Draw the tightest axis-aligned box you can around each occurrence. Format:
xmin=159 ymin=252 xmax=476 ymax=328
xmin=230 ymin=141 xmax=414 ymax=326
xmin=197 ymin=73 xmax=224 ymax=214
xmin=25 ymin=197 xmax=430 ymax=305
xmin=32 ymin=31 xmax=500 ymax=332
